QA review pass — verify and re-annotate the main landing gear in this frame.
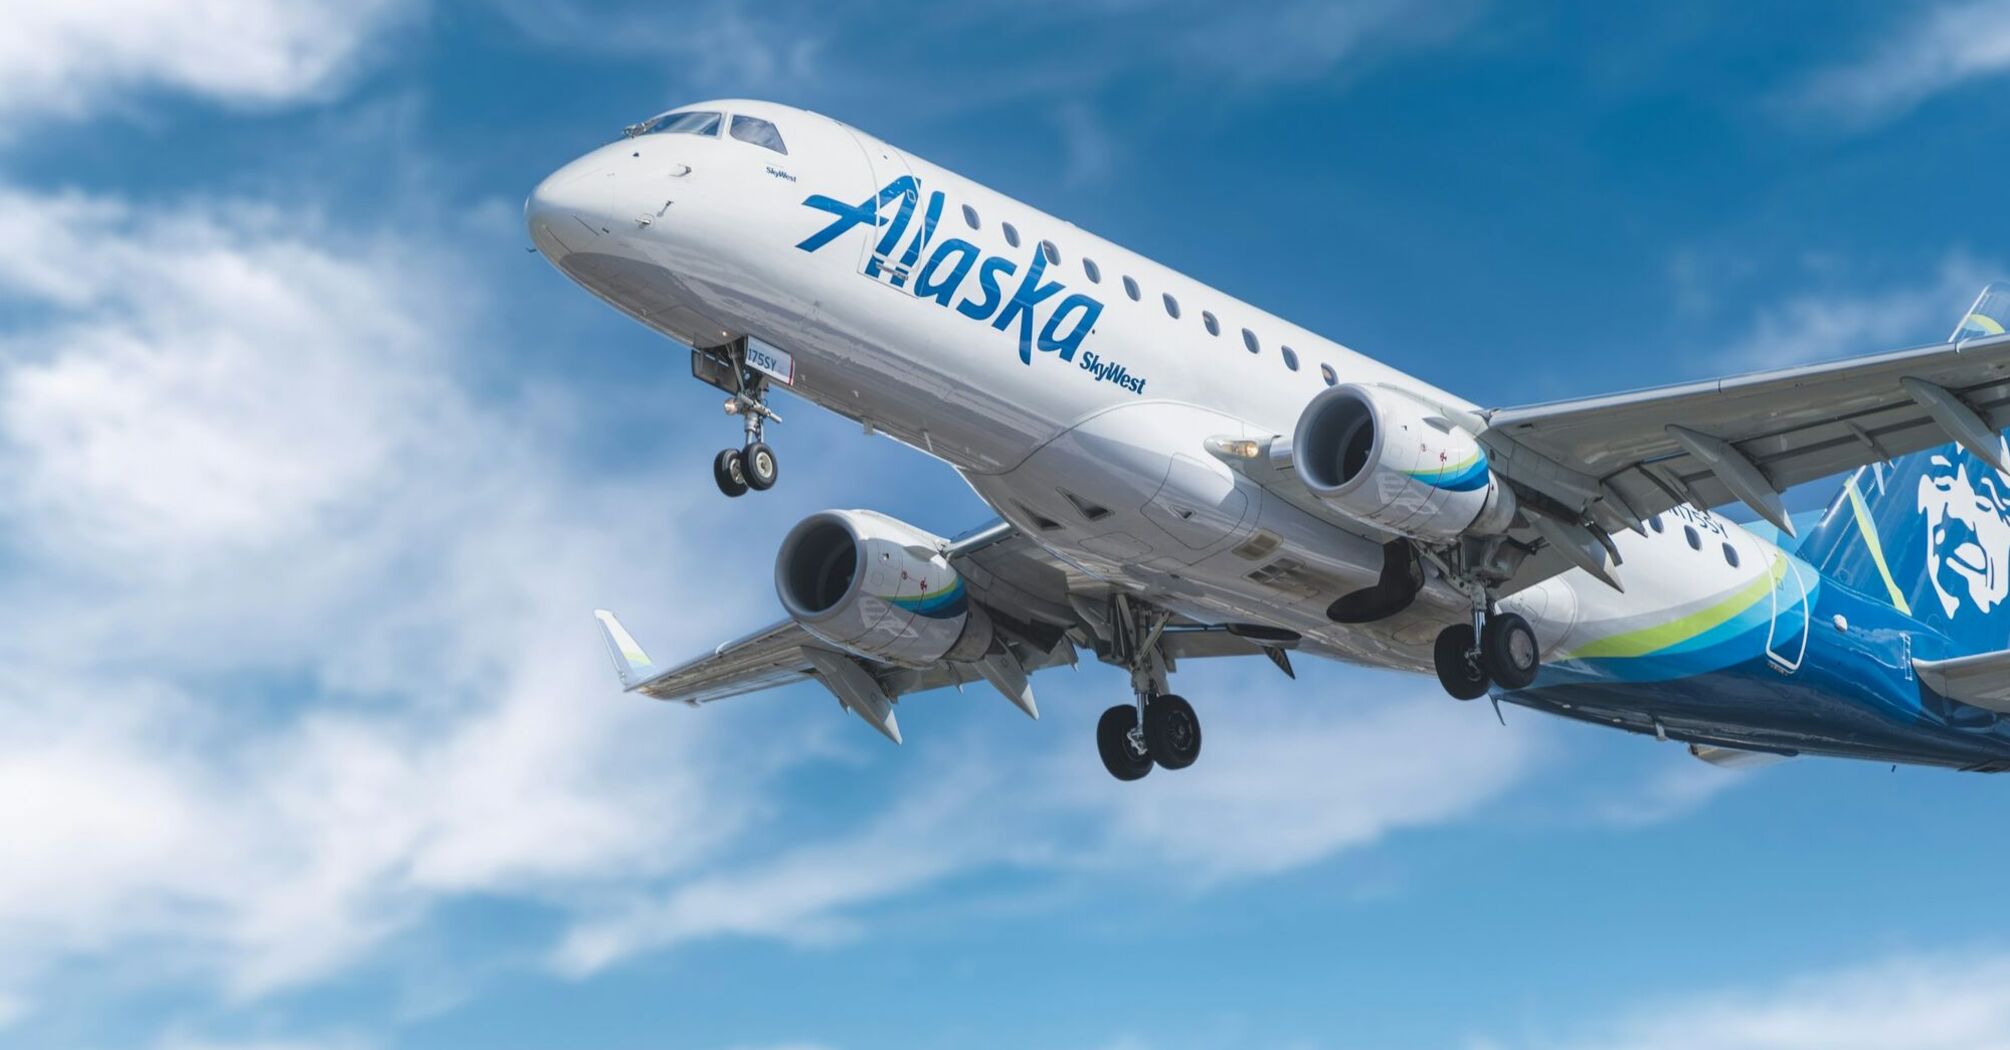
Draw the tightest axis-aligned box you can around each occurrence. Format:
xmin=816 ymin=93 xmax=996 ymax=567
xmin=699 ymin=339 xmax=783 ymax=498
xmin=1094 ymin=596 xmax=1203 ymax=781
xmin=1432 ymin=599 xmax=1539 ymax=700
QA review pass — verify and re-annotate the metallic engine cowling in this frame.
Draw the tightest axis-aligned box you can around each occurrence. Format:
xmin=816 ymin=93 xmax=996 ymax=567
xmin=775 ymin=509 xmax=992 ymax=667
xmin=1292 ymin=383 xmax=1515 ymax=542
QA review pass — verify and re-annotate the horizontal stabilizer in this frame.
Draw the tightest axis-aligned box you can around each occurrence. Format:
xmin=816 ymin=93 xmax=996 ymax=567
xmin=594 ymin=609 xmax=658 ymax=690
xmin=1914 ymin=651 xmax=2010 ymax=714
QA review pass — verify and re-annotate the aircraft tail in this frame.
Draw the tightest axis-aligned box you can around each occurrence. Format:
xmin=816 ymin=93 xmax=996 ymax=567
xmin=1797 ymin=283 xmax=2010 ymax=654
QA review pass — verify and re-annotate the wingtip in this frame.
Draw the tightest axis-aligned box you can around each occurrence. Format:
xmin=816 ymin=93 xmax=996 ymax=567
xmin=593 ymin=608 xmax=657 ymax=688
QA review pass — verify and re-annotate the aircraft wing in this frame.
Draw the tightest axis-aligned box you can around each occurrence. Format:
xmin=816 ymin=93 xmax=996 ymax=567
xmin=596 ymin=520 xmax=1296 ymax=739
xmin=1479 ymin=290 xmax=2010 ymax=589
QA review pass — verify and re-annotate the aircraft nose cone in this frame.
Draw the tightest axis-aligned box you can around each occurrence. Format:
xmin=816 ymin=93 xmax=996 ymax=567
xmin=525 ymin=154 xmax=615 ymax=261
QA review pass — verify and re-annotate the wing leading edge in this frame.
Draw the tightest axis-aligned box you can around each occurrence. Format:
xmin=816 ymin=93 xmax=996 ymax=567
xmin=594 ymin=521 xmax=1302 ymax=741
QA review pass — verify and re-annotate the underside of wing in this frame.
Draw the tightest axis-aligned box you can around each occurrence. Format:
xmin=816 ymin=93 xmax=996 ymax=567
xmin=595 ymin=516 xmax=1307 ymax=741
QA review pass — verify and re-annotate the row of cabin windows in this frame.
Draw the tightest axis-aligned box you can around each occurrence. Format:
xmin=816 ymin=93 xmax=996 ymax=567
xmin=957 ymin=202 xmax=1338 ymax=386
xmin=1646 ymin=514 xmax=1742 ymax=568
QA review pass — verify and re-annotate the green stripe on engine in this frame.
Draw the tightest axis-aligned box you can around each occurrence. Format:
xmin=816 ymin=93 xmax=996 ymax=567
xmin=1844 ymin=476 xmax=1912 ymax=615
xmin=1565 ymin=554 xmax=1785 ymax=660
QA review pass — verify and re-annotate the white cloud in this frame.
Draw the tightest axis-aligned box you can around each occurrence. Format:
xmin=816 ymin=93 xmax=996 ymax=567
xmin=1716 ymin=254 xmax=2003 ymax=371
xmin=0 ymin=0 xmax=416 ymax=123
xmin=555 ymin=675 xmax=1540 ymax=975
xmin=1505 ymin=950 xmax=2010 ymax=1050
xmin=1589 ymin=752 xmax=1752 ymax=828
xmin=0 ymin=183 xmax=769 ymax=1001
xmin=1791 ymin=0 xmax=2010 ymax=125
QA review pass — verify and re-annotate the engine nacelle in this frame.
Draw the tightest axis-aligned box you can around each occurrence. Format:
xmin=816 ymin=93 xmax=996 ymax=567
xmin=1292 ymin=383 xmax=1516 ymax=542
xmin=775 ymin=509 xmax=993 ymax=667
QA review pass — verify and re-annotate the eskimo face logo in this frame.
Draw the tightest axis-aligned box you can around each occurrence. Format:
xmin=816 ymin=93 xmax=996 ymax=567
xmin=1918 ymin=443 xmax=2010 ymax=617
xmin=794 ymin=176 xmax=1110 ymax=372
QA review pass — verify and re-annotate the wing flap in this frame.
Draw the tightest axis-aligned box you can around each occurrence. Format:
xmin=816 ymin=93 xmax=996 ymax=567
xmin=1483 ymin=329 xmax=2010 ymax=556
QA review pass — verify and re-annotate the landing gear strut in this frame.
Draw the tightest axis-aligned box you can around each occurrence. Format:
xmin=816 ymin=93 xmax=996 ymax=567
xmin=1432 ymin=590 xmax=1540 ymax=700
xmin=1095 ymin=595 xmax=1203 ymax=781
xmin=697 ymin=338 xmax=783 ymax=498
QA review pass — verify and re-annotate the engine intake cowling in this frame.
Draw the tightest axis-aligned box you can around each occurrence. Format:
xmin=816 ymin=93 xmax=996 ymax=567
xmin=775 ymin=509 xmax=992 ymax=667
xmin=1292 ymin=383 xmax=1515 ymax=542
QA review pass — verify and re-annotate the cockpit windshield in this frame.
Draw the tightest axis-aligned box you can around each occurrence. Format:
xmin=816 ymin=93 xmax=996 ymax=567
xmin=628 ymin=110 xmax=722 ymax=138
xmin=730 ymin=114 xmax=787 ymax=155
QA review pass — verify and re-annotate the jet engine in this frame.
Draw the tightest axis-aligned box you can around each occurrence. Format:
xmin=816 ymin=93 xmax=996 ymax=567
xmin=1292 ymin=383 xmax=1516 ymax=542
xmin=775 ymin=509 xmax=993 ymax=667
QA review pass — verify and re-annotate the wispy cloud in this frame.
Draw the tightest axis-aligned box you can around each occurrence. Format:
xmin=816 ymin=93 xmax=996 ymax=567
xmin=1487 ymin=949 xmax=2010 ymax=1049
xmin=1589 ymin=753 xmax=1752 ymax=828
xmin=0 ymin=0 xmax=417 ymax=125
xmin=0 ymin=182 xmax=778 ymax=1002
xmin=1789 ymin=0 xmax=2010 ymax=126
xmin=554 ymin=675 xmax=1540 ymax=975
xmin=1715 ymin=253 xmax=2004 ymax=371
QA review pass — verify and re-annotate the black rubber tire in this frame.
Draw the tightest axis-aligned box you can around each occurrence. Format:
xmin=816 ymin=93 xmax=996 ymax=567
xmin=744 ymin=441 xmax=778 ymax=491
xmin=1144 ymin=693 xmax=1202 ymax=770
xmin=1433 ymin=623 xmax=1491 ymax=700
xmin=1482 ymin=612 xmax=1540 ymax=690
xmin=713 ymin=448 xmax=748 ymax=497
xmin=1096 ymin=705 xmax=1153 ymax=781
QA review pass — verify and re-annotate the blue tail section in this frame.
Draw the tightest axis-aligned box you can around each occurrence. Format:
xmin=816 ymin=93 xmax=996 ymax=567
xmin=1799 ymin=448 xmax=2010 ymax=655
xmin=1797 ymin=283 xmax=2010 ymax=657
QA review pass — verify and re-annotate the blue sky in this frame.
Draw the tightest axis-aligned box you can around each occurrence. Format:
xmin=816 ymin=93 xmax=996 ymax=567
xmin=4 ymin=2 xmax=2010 ymax=1048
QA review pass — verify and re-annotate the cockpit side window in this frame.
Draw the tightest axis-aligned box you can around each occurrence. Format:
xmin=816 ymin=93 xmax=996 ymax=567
xmin=730 ymin=114 xmax=788 ymax=155
xmin=636 ymin=110 xmax=723 ymax=137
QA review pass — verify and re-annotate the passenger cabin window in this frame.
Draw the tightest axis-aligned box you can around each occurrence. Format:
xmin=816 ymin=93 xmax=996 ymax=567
xmin=1163 ymin=293 xmax=1181 ymax=319
xmin=1123 ymin=276 xmax=1141 ymax=301
xmin=1649 ymin=514 xmax=1664 ymax=533
xmin=1083 ymin=258 xmax=1102 ymax=283
xmin=1722 ymin=542 xmax=1741 ymax=568
xmin=1281 ymin=345 xmax=1300 ymax=371
xmin=1003 ymin=223 xmax=1021 ymax=248
xmin=1242 ymin=328 xmax=1260 ymax=354
xmin=962 ymin=204 xmax=981 ymax=229
xmin=1319 ymin=363 xmax=1337 ymax=386
xmin=638 ymin=110 xmax=722 ymax=137
xmin=1684 ymin=525 xmax=1701 ymax=551
xmin=1202 ymin=311 xmax=1220 ymax=336
xmin=729 ymin=114 xmax=787 ymax=154
xmin=1041 ymin=240 xmax=1060 ymax=265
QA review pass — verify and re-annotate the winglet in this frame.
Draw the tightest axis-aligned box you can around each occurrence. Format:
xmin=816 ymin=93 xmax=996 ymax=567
xmin=594 ymin=609 xmax=658 ymax=690
xmin=1954 ymin=282 xmax=2010 ymax=341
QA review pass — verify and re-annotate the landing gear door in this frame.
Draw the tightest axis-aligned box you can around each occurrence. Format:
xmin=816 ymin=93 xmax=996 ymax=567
xmin=1766 ymin=552 xmax=1810 ymax=673
xmin=840 ymin=129 xmax=925 ymax=294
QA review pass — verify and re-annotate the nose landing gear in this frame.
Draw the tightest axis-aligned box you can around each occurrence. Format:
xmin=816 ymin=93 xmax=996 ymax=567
xmin=695 ymin=338 xmax=784 ymax=499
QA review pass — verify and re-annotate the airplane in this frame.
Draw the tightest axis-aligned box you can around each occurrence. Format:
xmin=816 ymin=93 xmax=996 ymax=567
xmin=530 ymin=99 xmax=2010 ymax=781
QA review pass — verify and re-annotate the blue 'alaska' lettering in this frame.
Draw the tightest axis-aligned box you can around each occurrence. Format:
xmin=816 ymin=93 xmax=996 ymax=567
xmin=957 ymin=256 xmax=1014 ymax=320
xmin=991 ymin=250 xmax=1065 ymax=364
xmin=916 ymin=239 xmax=980 ymax=306
xmin=1039 ymin=293 xmax=1102 ymax=363
xmin=795 ymin=175 xmax=917 ymax=254
xmin=795 ymin=176 xmax=1139 ymax=391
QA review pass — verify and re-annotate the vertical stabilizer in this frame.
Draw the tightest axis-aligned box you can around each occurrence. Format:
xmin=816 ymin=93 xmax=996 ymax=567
xmin=1797 ymin=284 xmax=2010 ymax=655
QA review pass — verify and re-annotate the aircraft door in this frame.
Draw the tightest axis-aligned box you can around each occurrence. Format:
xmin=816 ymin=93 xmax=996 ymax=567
xmin=840 ymin=129 xmax=924 ymax=292
xmin=1765 ymin=550 xmax=1810 ymax=673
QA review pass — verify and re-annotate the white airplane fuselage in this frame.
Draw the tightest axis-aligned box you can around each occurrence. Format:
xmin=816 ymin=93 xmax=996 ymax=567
xmin=535 ymin=100 xmax=2008 ymax=770
xmin=525 ymin=100 xmax=1792 ymax=674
